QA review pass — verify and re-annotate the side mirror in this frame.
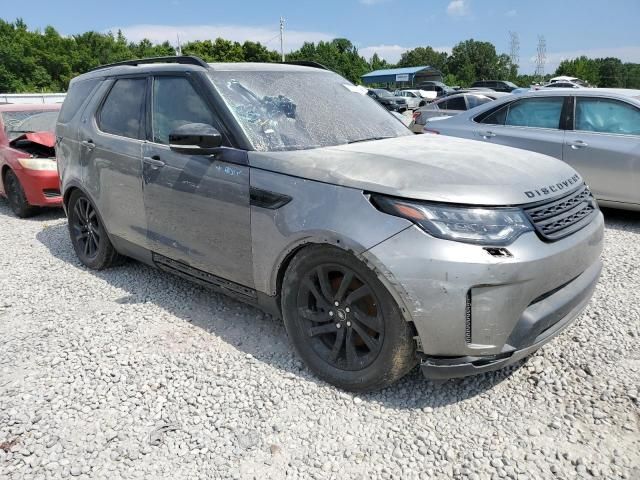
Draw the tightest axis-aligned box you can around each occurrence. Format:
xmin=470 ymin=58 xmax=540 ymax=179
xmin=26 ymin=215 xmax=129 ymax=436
xmin=169 ymin=123 xmax=222 ymax=155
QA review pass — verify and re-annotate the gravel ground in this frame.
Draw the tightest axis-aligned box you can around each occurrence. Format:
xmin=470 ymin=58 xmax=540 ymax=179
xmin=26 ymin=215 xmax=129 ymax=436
xmin=0 ymin=199 xmax=638 ymax=480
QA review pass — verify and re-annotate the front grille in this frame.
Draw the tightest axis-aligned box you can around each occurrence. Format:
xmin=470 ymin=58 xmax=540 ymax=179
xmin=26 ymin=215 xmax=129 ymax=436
xmin=524 ymin=184 xmax=597 ymax=241
xmin=43 ymin=189 xmax=61 ymax=198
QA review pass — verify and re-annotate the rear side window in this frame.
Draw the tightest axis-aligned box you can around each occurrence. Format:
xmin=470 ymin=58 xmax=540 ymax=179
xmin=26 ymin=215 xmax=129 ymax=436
xmin=151 ymin=76 xmax=216 ymax=145
xmin=98 ymin=78 xmax=146 ymax=139
xmin=446 ymin=96 xmax=466 ymax=110
xmin=467 ymin=95 xmax=492 ymax=109
xmin=58 ymin=79 xmax=99 ymax=124
xmin=575 ymin=97 xmax=640 ymax=135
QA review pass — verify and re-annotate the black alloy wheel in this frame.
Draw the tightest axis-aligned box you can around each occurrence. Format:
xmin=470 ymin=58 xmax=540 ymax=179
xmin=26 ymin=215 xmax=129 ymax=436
xmin=282 ymin=245 xmax=417 ymax=392
xmin=67 ymin=190 xmax=122 ymax=270
xmin=71 ymin=196 xmax=101 ymax=260
xmin=297 ymin=264 xmax=384 ymax=371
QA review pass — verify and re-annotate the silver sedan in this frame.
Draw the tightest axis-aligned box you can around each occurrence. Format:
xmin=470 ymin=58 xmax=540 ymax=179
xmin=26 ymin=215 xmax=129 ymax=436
xmin=410 ymin=92 xmax=510 ymax=133
xmin=424 ymin=89 xmax=640 ymax=211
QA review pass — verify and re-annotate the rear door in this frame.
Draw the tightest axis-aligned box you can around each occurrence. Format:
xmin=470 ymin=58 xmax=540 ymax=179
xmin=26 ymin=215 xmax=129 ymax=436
xmin=141 ymin=73 xmax=253 ymax=287
xmin=473 ymin=96 xmax=567 ymax=158
xmin=563 ymin=96 xmax=640 ymax=205
xmin=81 ymin=77 xmax=147 ymax=248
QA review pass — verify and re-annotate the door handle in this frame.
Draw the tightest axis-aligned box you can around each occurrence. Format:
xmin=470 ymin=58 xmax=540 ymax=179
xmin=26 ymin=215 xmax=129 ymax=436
xmin=569 ymin=140 xmax=588 ymax=149
xmin=143 ymin=155 xmax=166 ymax=168
xmin=81 ymin=140 xmax=95 ymax=150
xmin=481 ymin=131 xmax=496 ymax=139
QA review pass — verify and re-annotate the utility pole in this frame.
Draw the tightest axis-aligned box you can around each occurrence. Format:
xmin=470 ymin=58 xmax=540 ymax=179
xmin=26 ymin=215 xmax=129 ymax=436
xmin=279 ymin=17 xmax=285 ymax=62
xmin=176 ymin=34 xmax=182 ymax=56
xmin=508 ymin=31 xmax=520 ymax=70
xmin=535 ymin=35 xmax=547 ymax=80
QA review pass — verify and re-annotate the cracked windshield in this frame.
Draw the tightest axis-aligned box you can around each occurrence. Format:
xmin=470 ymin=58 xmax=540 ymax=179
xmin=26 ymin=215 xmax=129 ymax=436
xmin=209 ymin=69 xmax=411 ymax=151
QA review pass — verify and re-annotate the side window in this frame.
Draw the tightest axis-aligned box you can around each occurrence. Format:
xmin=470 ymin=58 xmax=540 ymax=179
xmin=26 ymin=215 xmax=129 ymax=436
xmin=151 ymin=77 xmax=216 ymax=145
xmin=446 ymin=97 xmax=466 ymax=110
xmin=435 ymin=100 xmax=447 ymax=110
xmin=504 ymin=97 xmax=564 ymax=129
xmin=467 ymin=95 xmax=492 ymax=109
xmin=477 ymin=104 xmax=508 ymax=125
xmin=58 ymin=79 xmax=99 ymax=124
xmin=575 ymin=97 xmax=640 ymax=135
xmin=98 ymin=78 xmax=146 ymax=139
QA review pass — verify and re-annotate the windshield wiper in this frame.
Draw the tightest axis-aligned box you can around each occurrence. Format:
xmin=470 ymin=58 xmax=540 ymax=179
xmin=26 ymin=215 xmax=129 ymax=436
xmin=347 ymin=136 xmax=393 ymax=144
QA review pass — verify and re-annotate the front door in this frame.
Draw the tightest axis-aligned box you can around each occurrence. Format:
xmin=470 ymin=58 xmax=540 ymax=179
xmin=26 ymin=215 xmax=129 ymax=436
xmin=142 ymin=74 xmax=253 ymax=288
xmin=563 ymin=96 xmax=640 ymax=206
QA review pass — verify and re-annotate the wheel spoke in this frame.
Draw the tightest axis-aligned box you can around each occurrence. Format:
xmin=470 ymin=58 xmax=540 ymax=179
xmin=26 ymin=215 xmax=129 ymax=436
xmin=298 ymin=307 xmax=330 ymax=323
xmin=352 ymin=308 xmax=382 ymax=333
xmin=351 ymin=321 xmax=379 ymax=352
xmin=83 ymin=236 xmax=90 ymax=256
xmin=90 ymin=236 xmax=99 ymax=256
xmin=345 ymin=285 xmax=372 ymax=305
xmin=345 ymin=329 xmax=357 ymax=368
xmin=303 ymin=278 xmax=330 ymax=309
xmin=334 ymin=271 xmax=354 ymax=303
xmin=308 ymin=323 xmax=337 ymax=337
xmin=315 ymin=266 xmax=334 ymax=303
xmin=327 ymin=327 xmax=345 ymax=362
xmin=74 ymin=202 xmax=84 ymax=224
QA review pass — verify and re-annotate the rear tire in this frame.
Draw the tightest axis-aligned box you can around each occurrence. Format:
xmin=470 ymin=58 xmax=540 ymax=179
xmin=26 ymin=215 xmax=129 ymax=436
xmin=4 ymin=170 xmax=37 ymax=218
xmin=67 ymin=190 xmax=122 ymax=270
xmin=281 ymin=245 xmax=417 ymax=392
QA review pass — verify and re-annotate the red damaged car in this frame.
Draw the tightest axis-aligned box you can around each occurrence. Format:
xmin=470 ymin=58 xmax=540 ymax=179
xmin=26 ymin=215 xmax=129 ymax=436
xmin=0 ymin=103 xmax=62 ymax=217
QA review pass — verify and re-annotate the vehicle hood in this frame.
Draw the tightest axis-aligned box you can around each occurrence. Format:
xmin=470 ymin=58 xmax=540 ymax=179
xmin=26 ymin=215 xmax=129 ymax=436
xmin=248 ymin=134 xmax=583 ymax=206
xmin=9 ymin=131 xmax=56 ymax=148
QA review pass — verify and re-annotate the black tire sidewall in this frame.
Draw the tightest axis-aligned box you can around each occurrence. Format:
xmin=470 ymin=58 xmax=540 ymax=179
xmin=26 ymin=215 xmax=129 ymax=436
xmin=4 ymin=170 xmax=35 ymax=218
xmin=282 ymin=245 xmax=417 ymax=392
xmin=67 ymin=190 xmax=115 ymax=270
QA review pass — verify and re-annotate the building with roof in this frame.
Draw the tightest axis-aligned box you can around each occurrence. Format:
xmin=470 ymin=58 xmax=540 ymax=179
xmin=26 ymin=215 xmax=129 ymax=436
xmin=361 ymin=66 xmax=443 ymax=88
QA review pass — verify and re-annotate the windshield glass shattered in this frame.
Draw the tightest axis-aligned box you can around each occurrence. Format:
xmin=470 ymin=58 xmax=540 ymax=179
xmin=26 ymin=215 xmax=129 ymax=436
xmin=208 ymin=70 xmax=411 ymax=152
xmin=1 ymin=110 xmax=59 ymax=141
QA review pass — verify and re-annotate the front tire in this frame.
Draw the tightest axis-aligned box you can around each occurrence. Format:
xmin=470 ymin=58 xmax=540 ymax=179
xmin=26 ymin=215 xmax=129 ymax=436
xmin=281 ymin=245 xmax=417 ymax=392
xmin=67 ymin=190 xmax=121 ymax=270
xmin=4 ymin=169 xmax=37 ymax=218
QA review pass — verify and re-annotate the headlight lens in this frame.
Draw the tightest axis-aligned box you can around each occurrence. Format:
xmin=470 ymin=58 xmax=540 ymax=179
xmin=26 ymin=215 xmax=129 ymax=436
xmin=17 ymin=157 xmax=57 ymax=171
xmin=373 ymin=195 xmax=533 ymax=245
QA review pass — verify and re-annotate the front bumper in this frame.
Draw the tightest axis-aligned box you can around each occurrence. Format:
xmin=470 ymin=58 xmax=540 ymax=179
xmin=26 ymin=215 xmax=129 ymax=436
xmin=363 ymin=211 xmax=604 ymax=368
xmin=420 ymin=258 xmax=601 ymax=378
xmin=15 ymin=167 xmax=62 ymax=207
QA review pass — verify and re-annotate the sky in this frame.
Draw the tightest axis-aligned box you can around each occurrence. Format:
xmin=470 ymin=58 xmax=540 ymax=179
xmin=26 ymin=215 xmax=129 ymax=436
xmin=3 ymin=0 xmax=640 ymax=74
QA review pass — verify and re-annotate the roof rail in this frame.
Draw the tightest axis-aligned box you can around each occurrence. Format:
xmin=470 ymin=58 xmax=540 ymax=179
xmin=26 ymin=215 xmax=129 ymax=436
xmin=89 ymin=55 xmax=209 ymax=72
xmin=282 ymin=60 xmax=329 ymax=71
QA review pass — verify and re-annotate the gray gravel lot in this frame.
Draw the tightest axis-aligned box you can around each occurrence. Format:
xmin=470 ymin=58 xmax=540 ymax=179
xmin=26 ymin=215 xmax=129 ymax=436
xmin=0 ymin=199 xmax=638 ymax=480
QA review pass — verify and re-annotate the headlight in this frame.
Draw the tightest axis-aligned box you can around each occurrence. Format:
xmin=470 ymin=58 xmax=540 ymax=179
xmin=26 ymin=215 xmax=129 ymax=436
xmin=372 ymin=195 xmax=533 ymax=245
xmin=17 ymin=157 xmax=57 ymax=171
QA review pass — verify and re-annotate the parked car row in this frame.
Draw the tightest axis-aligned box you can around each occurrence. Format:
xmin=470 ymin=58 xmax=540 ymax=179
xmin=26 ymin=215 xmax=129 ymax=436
xmin=423 ymin=88 xmax=640 ymax=210
xmin=0 ymin=56 xmax=613 ymax=392
xmin=410 ymin=91 xmax=510 ymax=133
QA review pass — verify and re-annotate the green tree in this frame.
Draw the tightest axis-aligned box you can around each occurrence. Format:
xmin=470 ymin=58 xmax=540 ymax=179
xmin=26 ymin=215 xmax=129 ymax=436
xmin=287 ymin=38 xmax=370 ymax=83
xmin=555 ymin=56 xmax=600 ymax=85
xmin=396 ymin=46 xmax=448 ymax=72
xmin=447 ymin=39 xmax=514 ymax=86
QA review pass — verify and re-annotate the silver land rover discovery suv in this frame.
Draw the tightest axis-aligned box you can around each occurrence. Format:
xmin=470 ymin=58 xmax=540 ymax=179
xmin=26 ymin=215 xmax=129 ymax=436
xmin=56 ymin=56 xmax=604 ymax=392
